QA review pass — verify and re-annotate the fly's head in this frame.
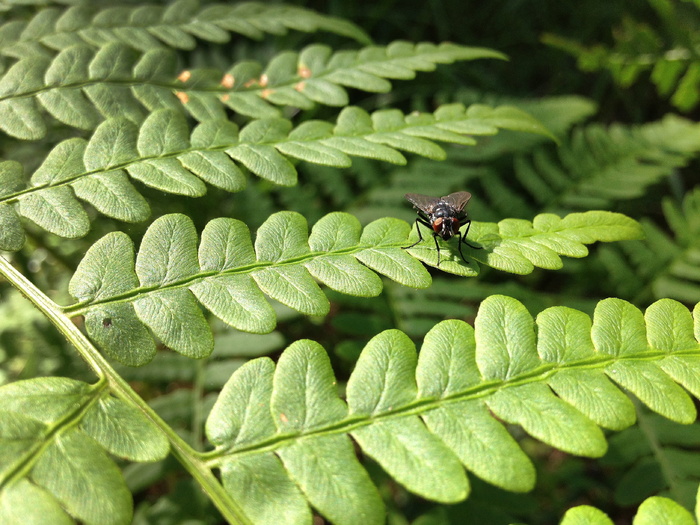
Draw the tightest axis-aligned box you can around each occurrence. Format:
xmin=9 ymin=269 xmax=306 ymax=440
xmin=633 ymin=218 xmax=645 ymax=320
xmin=431 ymin=215 xmax=461 ymax=240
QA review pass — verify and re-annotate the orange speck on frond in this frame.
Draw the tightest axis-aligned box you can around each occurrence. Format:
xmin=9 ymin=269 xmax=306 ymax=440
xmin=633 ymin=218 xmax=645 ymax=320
xmin=221 ymin=73 xmax=234 ymax=88
xmin=261 ymin=88 xmax=273 ymax=99
xmin=259 ymin=74 xmax=269 ymax=87
xmin=298 ymin=65 xmax=312 ymax=78
xmin=175 ymin=91 xmax=189 ymax=104
xmin=177 ymin=70 xmax=191 ymax=83
xmin=294 ymin=81 xmax=306 ymax=92
xmin=220 ymin=94 xmax=230 ymax=102
xmin=279 ymin=412 xmax=289 ymax=423
xmin=243 ymin=78 xmax=258 ymax=88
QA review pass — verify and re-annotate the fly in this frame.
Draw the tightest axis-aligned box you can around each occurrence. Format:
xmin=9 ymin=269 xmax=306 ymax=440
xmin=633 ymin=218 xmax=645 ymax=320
xmin=403 ymin=191 xmax=478 ymax=266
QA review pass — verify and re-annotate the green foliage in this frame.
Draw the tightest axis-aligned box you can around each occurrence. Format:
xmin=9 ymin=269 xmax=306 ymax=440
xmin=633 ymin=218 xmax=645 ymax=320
xmin=0 ymin=40 xmax=503 ymax=137
xmin=561 ymin=495 xmax=697 ymax=525
xmin=0 ymin=104 xmax=550 ymax=250
xmin=64 ymin=210 xmax=641 ymax=365
xmin=204 ymin=296 xmax=700 ymax=523
xmin=599 ymin=188 xmax=700 ymax=304
xmin=542 ymin=1 xmax=700 ymax=111
xmin=1 ymin=1 xmax=699 ymax=524
xmin=0 ymin=377 xmax=168 ymax=525
xmin=0 ymin=1 xmax=371 ymax=58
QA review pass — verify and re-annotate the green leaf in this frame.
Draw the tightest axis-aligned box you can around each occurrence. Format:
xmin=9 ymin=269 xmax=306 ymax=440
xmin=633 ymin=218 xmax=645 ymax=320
xmin=84 ymin=304 xmax=157 ymax=366
xmin=0 ymin=204 xmax=24 ymax=252
xmin=422 ymin=401 xmax=536 ymax=492
xmin=548 ymin=370 xmax=636 ymax=431
xmin=227 ymin=144 xmax=297 ymax=186
xmin=190 ymin=275 xmax=275 ymax=334
xmin=31 ymin=138 xmax=87 ymax=185
xmin=252 ymin=266 xmax=329 ymax=316
xmin=0 ymin=479 xmax=73 ymax=525
xmin=605 ymin=361 xmax=696 ymax=423
xmin=347 ymin=330 xmax=417 ymax=415
xmin=198 ymin=217 xmax=256 ymax=272
xmin=83 ymin=117 xmax=139 ymax=170
xmin=81 ymin=396 xmax=169 ymax=462
xmin=220 ymin=454 xmax=311 ymax=525
xmin=352 ymin=417 xmax=468 ymax=503
xmin=561 ymin=505 xmax=614 ymax=525
xmin=177 ymin=151 xmax=246 ymax=192
xmin=0 ymin=98 xmax=46 ymax=140
xmin=18 ymin=186 xmax=90 ymax=238
xmin=271 ymin=340 xmax=348 ymax=432
xmin=31 ymin=430 xmax=132 ymax=525
xmin=487 ymin=383 xmax=608 ymax=457
xmin=0 ymin=377 xmax=90 ymax=424
xmin=254 ymin=211 xmax=310 ymax=262
xmin=474 ymin=295 xmax=542 ymax=380
xmin=137 ymin=109 xmax=190 ymax=156
xmin=356 ymin=218 xmax=431 ymax=288
xmin=0 ymin=160 xmax=24 ymax=197
xmin=634 ymin=496 xmax=695 ymax=525
xmin=135 ymin=214 xmax=199 ymax=287
xmin=305 ymin=255 xmax=383 ymax=296
xmin=133 ymin=289 xmax=214 ymax=358
xmin=69 ymin=232 xmax=137 ymax=302
xmin=71 ymin=171 xmax=150 ymax=223
xmin=127 ymin=158 xmax=207 ymax=196
xmin=277 ymin=435 xmax=384 ymax=525
xmin=207 ymin=358 xmax=276 ymax=448
xmin=455 ymin=211 xmax=645 ymax=275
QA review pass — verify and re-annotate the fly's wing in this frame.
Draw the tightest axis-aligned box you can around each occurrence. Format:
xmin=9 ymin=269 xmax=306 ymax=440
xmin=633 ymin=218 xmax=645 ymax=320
xmin=441 ymin=191 xmax=472 ymax=212
xmin=405 ymin=193 xmax=440 ymax=213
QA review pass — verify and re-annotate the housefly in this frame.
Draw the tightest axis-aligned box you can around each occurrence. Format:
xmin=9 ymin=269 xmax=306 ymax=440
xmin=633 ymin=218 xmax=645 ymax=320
xmin=403 ymin=191 xmax=478 ymax=266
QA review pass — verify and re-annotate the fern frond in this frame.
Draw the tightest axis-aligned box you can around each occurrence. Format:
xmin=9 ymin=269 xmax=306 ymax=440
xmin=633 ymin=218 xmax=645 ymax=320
xmin=509 ymin=114 xmax=700 ymax=213
xmin=599 ymin=187 xmax=700 ymax=305
xmin=0 ymin=41 xmax=504 ymax=138
xmin=542 ymin=4 xmax=700 ymax=112
xmin=203 ymin=296 xmax=700 ymax=523
xmin=0 ymin=104 xmax=551 ymax=250
xmin=63 ymin=210 xmax=641 ymax=365
xmin=0 ymin=1 xmax=371 ymax=59
xmin=0 ymin=377 xmax=169 ymax=525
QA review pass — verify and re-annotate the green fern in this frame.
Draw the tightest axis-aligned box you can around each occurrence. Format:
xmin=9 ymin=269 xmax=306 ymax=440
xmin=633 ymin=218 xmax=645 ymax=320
xmin=0 ymin=1 xmax=371 ymax=58
xmin=0 ymin=104 xmax=550 ymax=250
xmin=0 ymin=40 xmax=504 ymax=137
xmin=542 ymin=2 xmax=700 ymax=111
xmin=3 ymin=267 xmax=700 ymax=524
xmin=599 ymin=187 xmax=700 ymax=305
xmin=0 ymin=376 xmax=170 ymax=525
xmin=63 ymin=210 xmax=641 ymax=365
xmin=202 ymin=295 xmax=700 ymax=523
xmin=484 ymin=115 xmax=700 ymax=216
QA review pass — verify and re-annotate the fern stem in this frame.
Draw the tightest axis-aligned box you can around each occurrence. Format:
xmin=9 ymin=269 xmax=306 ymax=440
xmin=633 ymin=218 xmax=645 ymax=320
xmin=0 ymin=255 xmax=253 ymax=525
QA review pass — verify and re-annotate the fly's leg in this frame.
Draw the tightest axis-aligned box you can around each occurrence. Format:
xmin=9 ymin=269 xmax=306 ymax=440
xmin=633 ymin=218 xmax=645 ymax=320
xmin=460 ymin=219 xmax=481 ymax=250
xmin=434 ymin=232 xmax=442 ymax=266
xmin=403 ymin=216 xmax=432 ymax=249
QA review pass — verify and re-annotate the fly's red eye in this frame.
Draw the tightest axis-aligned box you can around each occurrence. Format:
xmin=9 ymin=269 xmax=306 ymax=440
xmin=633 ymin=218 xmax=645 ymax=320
xmin=432 ymin=217 xmax=443 ymax=233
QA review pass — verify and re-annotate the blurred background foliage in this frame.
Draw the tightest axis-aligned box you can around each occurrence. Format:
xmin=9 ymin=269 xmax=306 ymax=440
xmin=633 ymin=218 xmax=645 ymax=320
xmin=2 ymin=1 xmax=700 ymax=524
